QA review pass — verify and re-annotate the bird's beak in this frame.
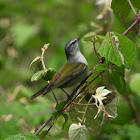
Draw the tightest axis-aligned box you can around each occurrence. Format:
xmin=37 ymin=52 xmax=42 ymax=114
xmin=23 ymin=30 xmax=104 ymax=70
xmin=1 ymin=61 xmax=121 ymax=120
xmin=76 ymin=33 xmax=85 ymax=42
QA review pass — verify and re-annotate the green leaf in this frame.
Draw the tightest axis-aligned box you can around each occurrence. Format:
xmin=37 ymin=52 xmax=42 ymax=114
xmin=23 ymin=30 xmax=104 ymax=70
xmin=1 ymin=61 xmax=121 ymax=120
xmin=111 ymin=0 xmax=131 ymax=21
xmin=30 ymin=56 xmax=41 ymax=67
xmin=5 ymin=133 xmax=40 ymax=140
xmin=129 ymin=74 xmax=140 ymax=96
xmin=136 ymin=35 xmax=140 ymax=48
xmin=131 ymin=0 xmax=140 ymax=9
xmin=93 ymin=64 xmax=107 ymax=76
xmin=109 ymin=66 xmax=126 ymax=95
xmin=84 ymin=33 xmax=105 ymax=43
xmin=98 ymin=32 xmax=137 ymax=69
xmin=69 ymin=123 xmax=88 ymax=140
xmin=53 ymin=112 xmax=60 ymax=122
xmin=98 ymin=32 xmax=122 ymax=67
xmin=62 ymin=114 xmax=68 ymax=129
xmin=5 ymin=134 xmax=21 ymax=140
xmin=83 ymin=32 xmax=96 ymax=42
xmin=42 ymin=68 xmax=56 ymax=81
xmin=31 ymin=70 xmax=45 ymax=82
xmin=55 ymin=101 xmax=65 ymax=111
xmin=114 ymin=32 xmax=137 ymax=69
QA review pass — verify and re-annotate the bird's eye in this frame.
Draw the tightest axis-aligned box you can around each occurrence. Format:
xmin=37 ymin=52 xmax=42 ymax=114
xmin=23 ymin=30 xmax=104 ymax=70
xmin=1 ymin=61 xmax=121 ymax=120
xmin=71 ymin=39 xmax=76 ymax=45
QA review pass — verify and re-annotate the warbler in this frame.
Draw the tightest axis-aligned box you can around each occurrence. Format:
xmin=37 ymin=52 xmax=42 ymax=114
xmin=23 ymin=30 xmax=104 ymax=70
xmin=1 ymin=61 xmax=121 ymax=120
xmin=30 ymin=36 xmax=88 ymax=100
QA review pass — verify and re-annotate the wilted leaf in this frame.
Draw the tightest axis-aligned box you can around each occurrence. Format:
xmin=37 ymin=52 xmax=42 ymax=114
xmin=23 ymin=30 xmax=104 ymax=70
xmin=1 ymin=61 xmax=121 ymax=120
xmin=69 ymin=123 xmax=88 ymax=140
xmin=101 ymin=94 xmax=118 ymax=127
xmin=105 ymin=94 xmax=118 ymax=118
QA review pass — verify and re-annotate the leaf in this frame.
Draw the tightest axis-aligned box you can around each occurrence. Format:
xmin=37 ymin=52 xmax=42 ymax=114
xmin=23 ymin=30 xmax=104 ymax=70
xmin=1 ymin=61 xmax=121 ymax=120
xmin=101 ymin=94 xmax=118 ymax=127
xmin=111 ymin=0 xmax=131 ymax=21
xmin=5 ymin=134 xmax=21 ymax=140
xmin=83 ymin=32 xmax=96 ymax=42
xmin=109 ymin=66 xmax=126 ymax=95
xmin=55 ymin=101 xmax=65 ymax=111
xmin=131 ymin=0 xmax=140 ymax=9
xmin=84 ymin=33 xmax=105 ymax=43
xmin=42 ymin=68 xmax=56 ymax=81
xmin=69 ymin=123 xmax=88 ymax=140
xmin=98 ymin=32 xmax=137 ymax=69
xmin=136 ymin=35 xmax=140 ymax=48
xmin=53 ymin=112 xmax=60 ymax=122
xmin=93 ymin=64 xmax=107 ymax=76
xmin=114 ymin=32 xmax=137 ymax=69
xmin=30 ymin=56 xmax=41 ymax=67
xmin=129 ymin=74 xmax=140 ymax=96
xmin=31 ymin=70 xmax=45 ymax=82
xmin=105 ymin=94 xmax=118 ymax=118
xmin=5 ymin=133 xmax=40 ymax=140
xmin=62 ymin=114 xmax=68 ymax=129
xmin=98 ymin=32 xmax=122 ymax=67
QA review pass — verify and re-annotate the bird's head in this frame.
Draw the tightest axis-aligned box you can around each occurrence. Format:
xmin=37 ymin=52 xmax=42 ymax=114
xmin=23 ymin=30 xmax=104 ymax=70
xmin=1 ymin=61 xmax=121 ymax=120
xmin=65 ymin=35 xmax=83 ymax=57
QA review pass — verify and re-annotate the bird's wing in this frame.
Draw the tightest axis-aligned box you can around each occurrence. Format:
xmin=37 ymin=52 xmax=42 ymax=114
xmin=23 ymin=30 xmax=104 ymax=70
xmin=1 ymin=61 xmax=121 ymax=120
xmin=50 ymin=63 xmax=87 ymax=88
xmin=30 ymin=63 xmax=86 ymax=100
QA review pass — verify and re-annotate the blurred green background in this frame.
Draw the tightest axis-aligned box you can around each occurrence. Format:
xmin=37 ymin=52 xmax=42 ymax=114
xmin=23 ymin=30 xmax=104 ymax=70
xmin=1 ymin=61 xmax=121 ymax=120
xmin=1 ymin=0 xmax=140 ymax=140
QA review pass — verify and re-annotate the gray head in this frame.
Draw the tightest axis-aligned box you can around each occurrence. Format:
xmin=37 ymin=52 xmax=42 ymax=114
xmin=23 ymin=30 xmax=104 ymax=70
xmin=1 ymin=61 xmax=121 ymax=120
xmin=65 ymin=36 xmax=82 ymax=59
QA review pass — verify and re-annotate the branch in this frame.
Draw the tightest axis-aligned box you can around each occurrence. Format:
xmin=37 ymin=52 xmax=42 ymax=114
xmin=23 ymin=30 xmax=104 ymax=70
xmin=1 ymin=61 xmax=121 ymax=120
xmin=122 ymin=20 xmax=140 ymax=35
xmin=35 ymin=115 xmax=53 ymax=135
xmin=128 ymin=0 xmax=136 ymax=15
xmin=122 ymin=1 xmax=140 ymax=35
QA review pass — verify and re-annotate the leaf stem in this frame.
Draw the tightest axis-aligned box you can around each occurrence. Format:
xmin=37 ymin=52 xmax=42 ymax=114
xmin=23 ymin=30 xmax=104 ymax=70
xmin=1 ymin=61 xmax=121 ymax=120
xmin=41 ymin=49 xmax=46 ymax=70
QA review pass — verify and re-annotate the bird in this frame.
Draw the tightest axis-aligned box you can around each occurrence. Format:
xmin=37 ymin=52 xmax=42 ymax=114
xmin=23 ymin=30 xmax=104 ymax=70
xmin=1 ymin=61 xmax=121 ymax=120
xmin=30 ymin=35 xmax=88 ymax=100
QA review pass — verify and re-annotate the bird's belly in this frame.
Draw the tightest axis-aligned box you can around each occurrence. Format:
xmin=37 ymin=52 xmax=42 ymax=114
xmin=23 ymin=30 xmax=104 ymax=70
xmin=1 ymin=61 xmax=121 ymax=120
xmin=59 ymin=66 xmax=88 ymax=88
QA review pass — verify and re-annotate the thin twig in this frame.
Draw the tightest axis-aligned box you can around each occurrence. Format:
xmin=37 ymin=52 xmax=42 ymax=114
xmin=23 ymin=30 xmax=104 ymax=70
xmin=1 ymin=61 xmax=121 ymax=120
xmin=35 ymin=116 xmax=53 ymax=135
xmin=72 ymin=102 xmax=96 ymax=106
xmin=40 ymin=124 xmax=53 ymax=140
xmin=128 ymin=0 xmax=136 ymax=15
xmin=123 ymin=20 xmax=140 ymax=35
xmin=77 ymin=73 xmax=103 ymax=104
xmin=52 ymin=91 xmax=58 ymax=104
xmin=93 ymin=37 xmax=100 ymax=60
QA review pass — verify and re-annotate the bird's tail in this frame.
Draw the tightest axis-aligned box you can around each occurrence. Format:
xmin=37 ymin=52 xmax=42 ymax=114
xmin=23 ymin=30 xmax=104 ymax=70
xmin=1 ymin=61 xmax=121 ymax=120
xmin=30 ymin=84 xmax=49 ymax=100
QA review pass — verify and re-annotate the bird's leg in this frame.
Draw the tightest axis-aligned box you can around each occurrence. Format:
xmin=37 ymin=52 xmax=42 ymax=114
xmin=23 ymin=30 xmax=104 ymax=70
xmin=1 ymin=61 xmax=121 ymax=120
xmin=52 ymin=90 xmax=58 ymax=104
xmin=61 ymin=88 xmax=70 ymax=98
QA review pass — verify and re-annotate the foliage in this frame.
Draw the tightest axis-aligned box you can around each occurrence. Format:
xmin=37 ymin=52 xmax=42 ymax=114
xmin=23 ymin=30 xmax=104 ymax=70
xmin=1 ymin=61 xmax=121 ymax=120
xmin=1 ymin=0 xmax=140 ymax=140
